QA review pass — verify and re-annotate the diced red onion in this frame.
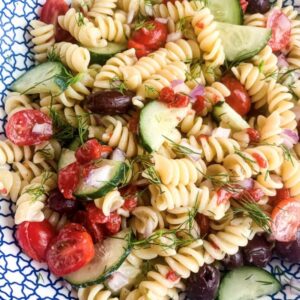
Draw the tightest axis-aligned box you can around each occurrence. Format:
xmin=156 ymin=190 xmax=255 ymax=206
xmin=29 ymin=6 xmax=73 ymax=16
xmin=277 ymin=54 xmax=289 ymax=68
xmin=110 ymin=148 xmax=126 ymax=161
xmin=237 ymin=178 xmax=254 ymax=190
xmin=166 ymin=31 xmax=182 ymax=42
xmin=32 ymin=123 xmax=52 ymax=135
xmin=281 ymin=129 xmax=299 ymax=149
xmin=155 ymin=17 xmax=168 ymax=24
xmin=189 ymin=84 xmax=205 ymax=102
xmin=212 ymin=127 xmax=231 ymax=138
xmin=170 ymin=79 xmax=186 ymax=93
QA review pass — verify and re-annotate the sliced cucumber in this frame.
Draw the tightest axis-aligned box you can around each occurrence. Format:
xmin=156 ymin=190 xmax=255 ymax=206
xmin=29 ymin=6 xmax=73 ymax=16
xmin=212 ymin=102 xmax=249 ymax=131
xmin=139 ymin=101 xmax=189 ymax=152
xmin=88 ymin=43 xmax=127 ymax=65
xmin=216 ymin=22 xmax=271 ymax=62
xmin=68 ymin=137 xmax=81 ymax=151
xmin=58 ymin=148 xmax=76 ymax=170
xmin=10 ymin=62 xmax=72 ymax=95
xmin=218 ymin=266 xmax=281 ymax=300
xmin=206 ymin=0 xmax=243 ymax=25
xmin=64 ymin=229 xmax=132 ymax=287
xmin=74 ymin=159 xmax=129 ymax=199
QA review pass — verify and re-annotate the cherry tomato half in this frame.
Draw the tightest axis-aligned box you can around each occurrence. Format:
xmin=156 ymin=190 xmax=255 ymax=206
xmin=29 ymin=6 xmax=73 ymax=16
xmin=16 ymin=220 xmax=56 ymax=262
xmin=46 ymin=223 xmax=95 ymax=276
xmin=105 ymin=212 xmax=122 ymax=235
xmin=5 ymin=109 xmax=53 ymax=146
xmin=58 ymin=162 xmax=80 ymax=200
xmin=246 ymin=128 xmax=260 ymax=144
xmin=267 ymin=9 xmax=291 ymax=52
xmin=128 ymin=39 xmax=151 ymax=58
xmin=221 ymin=75 xmax=251 ymax=116
xmin=270 ymin=188 xmax=291 ymax=205
xmin=193 ymin=95 xmax=206 ymax=115
xmin=272 ymin=198 xmax=300 ymax=242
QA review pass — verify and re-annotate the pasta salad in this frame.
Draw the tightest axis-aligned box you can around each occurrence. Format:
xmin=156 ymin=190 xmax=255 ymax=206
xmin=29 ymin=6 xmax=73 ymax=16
xmin=2 ymin=0 xmax=300 ymax=299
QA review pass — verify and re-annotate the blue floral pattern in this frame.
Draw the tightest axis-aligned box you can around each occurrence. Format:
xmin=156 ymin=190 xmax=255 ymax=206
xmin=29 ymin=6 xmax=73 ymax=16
xmin=0 ymin=0 xmax=299 ymax=299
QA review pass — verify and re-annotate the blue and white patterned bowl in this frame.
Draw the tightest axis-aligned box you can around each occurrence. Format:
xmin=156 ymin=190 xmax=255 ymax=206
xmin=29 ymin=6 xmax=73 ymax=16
xmin=0 ymin=1 xmax=300 ymax=299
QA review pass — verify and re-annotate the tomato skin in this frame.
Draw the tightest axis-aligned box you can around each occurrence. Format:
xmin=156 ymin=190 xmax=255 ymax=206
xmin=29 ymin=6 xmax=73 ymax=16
xmin=86 ymin=203 xmax=109 ymax=224
xmin=240 ymin=0 xmax=248 ymax=12
xmin=221 ymin=75 xmax=251 ymax=116
xmin=159 ymin=87 xmax=175 ymax=104
xmin=105 ymin=212 xmax=122 ymax=235
xmin=6 ymin=110 xmax=53 ymax=146
xmin=267 ymin=9 xmax=291 ymax=52
xmin=217 ymin=189 xmax=232 ymax=205
xmin=251 ymin=153 xmax=267 ymax=169
xmin=171 ymin=94 xmax=189 ymax=108
xmin=58 ymin=162 xmax=80 ymax=200
xmin=246 ymin=128 xmax=260 ymax=144
xmin=16 ymin=220 xmax=56 ymax=262
xmin=166 ymin=270 xmax=180 ymax=282
xmin=128 ymin=39 xmax=151 ymax=58
xmin=46 ymin=223 xmax=95 ymax=276
xmin=272 ymin=198 xmax=300 ymax=242
xmin=240 ymin=188 xmax=264 ymax=202
xmin=193 ymin=96 xmax=206 ymax=115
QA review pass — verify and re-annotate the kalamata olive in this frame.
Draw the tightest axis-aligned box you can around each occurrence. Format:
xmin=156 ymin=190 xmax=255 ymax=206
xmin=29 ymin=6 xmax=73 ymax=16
xmin=196 ymin=213 xmax=210 ymax=238
xmin=186 ymin=264 xmax=220 ymax=300
xmin=48 ymin=189 xmax=78 ymax=215
xmin=222 ymin=250 xmax=244 ymax=270
xmin=85 ymin=90 xmax=134 ymax=114
xmin=243 ymin=235 xmax=273 ymax=267
xmin=275 ymin=231 xmax=300 ymax=263
xmin=246 ymin=0 xmax=271 ymax=14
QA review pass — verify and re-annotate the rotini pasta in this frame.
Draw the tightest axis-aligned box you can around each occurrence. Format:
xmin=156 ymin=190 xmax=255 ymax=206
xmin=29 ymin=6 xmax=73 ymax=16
xmin=78 ymin=284 xmax=118 ymax=300
xmin=43 ymin=207 xmax=69 ymax=230
xmin=33 ymin=139 xmax=62 ymax=164
xmin=243 ymin=13 xmax=266 ymax=27
xmin=281 ymin=156 xmax=300 ymax=198
xmin=87 ymin=0 xmax=118 ymax=18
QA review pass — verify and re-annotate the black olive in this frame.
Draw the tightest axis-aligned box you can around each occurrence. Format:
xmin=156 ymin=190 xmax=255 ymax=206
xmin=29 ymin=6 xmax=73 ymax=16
xmin=275 ymin=231 xmax=300 ymax=263
xmin=48 ymin=189 xmax=78 ymax=215
xmin=222 ymin=250 xmax=244 ymax=270
xmin=246 ymin=0 xmax=271 ymax=14
xmin=243 ymin=235 xmax=273 ymax=267
xmin=186 ymin=264 xmax=220 ymax=300
xmin=85 ymin=90 xmax=134 ymax=114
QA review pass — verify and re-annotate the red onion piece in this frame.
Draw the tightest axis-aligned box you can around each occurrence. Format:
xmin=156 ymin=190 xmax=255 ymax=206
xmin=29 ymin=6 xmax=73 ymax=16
xmin=277 ymin=54 xmax=289 ymax=68
xmin=237 ymin=178 xmax=254 ymax=190
xmin=281 ymin=129 xmax=299 ymax=149
xmin=110 ymin=148 xmax=126 ymax=161
xmin=189 ymin=84 xmax=205 ymax=102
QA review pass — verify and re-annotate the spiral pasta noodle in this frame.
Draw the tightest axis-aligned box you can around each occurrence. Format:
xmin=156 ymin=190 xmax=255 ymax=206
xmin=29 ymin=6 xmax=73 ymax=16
xmin=281 ymin=156 xmax=300 ymax=198
xmin=94 ymin=189 xmax=125 ymax=216
xmin=71 ymin=0 xmax=92 ymax=14
xmin=78 ymin=284 xmax=118 ymax=300
xmin=58 ymin=8 xmax=107 ymax=48
xmin=192 ymin=8 xmax=225 ymax=67
xmin=117 ymin=0 xmax=153 ymax=23
xmin=33 ymin=139 xmax=62 ymax=164
xmin=87 ymin=0 xmax=118 ymax=18
xmin=232 ymin=63 xmax=268 ymax=109
xmin=255 ymin=172 xmax=283 ymax=197
xmin=287 ymin=44 xmax=300 ymax=69
xmin=43 ymin=207 xmax=69 ymax=230
xmin=244 ymin=13 xmax=266 ymax=27
xmin=29 ymin=20 xmax=55 ymax=63
xmin=52 ymin=42 xmax=91 ymax=73
xmin=94 ymin=48 xmax=137 ymax=90
xmin=180 ymin=110 xmax=205 ymax=137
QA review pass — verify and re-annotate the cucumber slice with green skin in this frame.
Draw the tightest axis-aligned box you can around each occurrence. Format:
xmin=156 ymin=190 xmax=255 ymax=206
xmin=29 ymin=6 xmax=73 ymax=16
xmin=139 ymin=101 xmax=189 ymax=152
xmin=74 ymin=159 xmax=130 ymax=199
xmin=88 ymin=43 xmax=127 ymax=65
xmin=218 ymin=266 xmax=281 ymax=300
xmin=207 ymin=0 xmax=243 ymax=25
xmin=212 ymin=102 xmax=249 ymax=131
xmin=64 ymin=229 xmax=132 ymax=287
xmin=10 ymin=62 xmax=72 ymax=95
xmin=216 ymin=22 xmax=271 ymax=62
xmin=58 ymin=148 xmax=76 ymax=170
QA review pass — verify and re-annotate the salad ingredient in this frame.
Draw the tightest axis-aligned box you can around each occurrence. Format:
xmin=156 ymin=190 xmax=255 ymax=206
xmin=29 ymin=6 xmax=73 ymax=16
xmin=267 ymin=9 xmax=291 ymax=52
xmin=212 ymin=102 xmax=249 ymax=130
xmin=128 ymin=20 xmax=168 ymax=58
xmin=270 ymin=188 xmax=290 ymax=205
xmin=105 ymin=212 xmax=122 ymax=235
xmin=58 ymin=162 xmax=80 ymax=200
xmin=246 ymin=128 xmax=261 ymax=144
xmin=10 ymin=62 xmax=72 ymax=94
xmin=48 ymin=189 xmax=78 ymax=215
xmin=240 ymin=0 xmax=248 ymax=12
xmin=222 ymin=250 xmax=244 ymax=270
xmin=193 ymin=95 xmax=206 ymax=115
xmin=16 ymin=220 xmax=56 ymax=262
xmin=64 ymin=229 xmax=132 ymax=287
xmin=46 ymin=223 xmax=94 ymax=276
xmin=85 ymin=90 xmax=134 ymax=114
xmin=206 ymin=0 xmax=243 ymax=25
xmin=243 ymin=235 xmax=273 ymax=267
xmin=271 ymin=198 xmax=300 ymax=242
xmin=246 ymin=0 xmax=271 ymax=14
xmin=218 ymin=266 xmax=281 ymax=300
xmin=6 ymin=109 xmax=53 ymax=146
xmin=74 ymin=159 xmax=130 ymax=199
xmin=88 ymin=43 xmax=127 ymax=65
xmin=139 ymin=101 xmax=189 ymax=152
xmin=196 ymin=213 xmax=210 ymax=237
xmin=185 ymin=264 xmax=220 ymax=300
xmin=58 ymin=148 xmax=76 ymax=170
xmin=221 ymin=75 xmax=251 ymax=116
xmin=275 ymin=232 xmax=300 ymax=263
xmin=216 ymin=22 xmax=271 ymax=62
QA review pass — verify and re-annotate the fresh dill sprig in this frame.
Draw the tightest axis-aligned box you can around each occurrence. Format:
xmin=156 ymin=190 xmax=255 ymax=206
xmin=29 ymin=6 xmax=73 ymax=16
xmin=163 ymin=136 xmax=202 ymax=157
xmin=279 ymin=144 xmax=294 ymax=166
xmin=235 ymin=148 xmax=256 ymax=164
xmin=110 ymin=76 xmax=128 ymax=95
xmin=134 ymin=17 xmax=155 ymax=31
xmin=144 ymin=84 xmax=158 ymax=97
xmin=258 ymin=60 xmax=265 ymax=73
xmin=77 ymin=113 xmax=90 ymax=145
xmin=47 ymin=48 xmax=61 ymax=62
xmin=76 ymin=11 xmax=85 ymax=26
xmin=35 ymin=146 xmax=53 ymax=160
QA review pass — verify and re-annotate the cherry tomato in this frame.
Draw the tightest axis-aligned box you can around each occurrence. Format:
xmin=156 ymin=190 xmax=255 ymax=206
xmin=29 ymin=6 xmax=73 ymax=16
xmin=16 ymin=220 xmax=56 ymax=262
xmin=105 ymin=212 xmax=122 ymax=235
xmin=128 ymin=39 xmax=151 ymax=58
xmin=46 ymin=223 xmax=95 ymax=276
xmin=272 ymin=198 xmax=300 ymax=242
xmin=240 ymin=0 xmax=248 ymax=13
xmin=267 ymin=9 xmax=291 ymax=52
xmin=251 ymin=153 xmax=267 ymax=169
xmin=196 ymin=213 xmax=210 ymax=238
xmin=217 ymin=189 xmax=232 ymax=205
xmin=58 ymin=162 xmax=80 ymax=200
xmin=166 ymin=270 xmax=180 ymax=282
xmin=159 ymin=87 xmax=175 ymax=104
xmin=221 ymin=75 xmax=251 ymax=116
xmin=193 ymin=95 xmax=206 ymax=115
xmin=131 ymin=20 xmax=168 ymax=50
xmin=5 ymin=110 xmax=53 ymax=146
xmin=171 ymin=93 xmax=189 ymax=108
xmin=270 ymin=188 xmax=291 ymax=205
xmin=86 ymin=203 xmax=109 ymax=224
xmin=75 ymin=139 xmax=112 ymax=164
xmin=240 ymin=188 xmax=264 ymax=202
xmin=246 ymin=128 xmax=260 ymax=144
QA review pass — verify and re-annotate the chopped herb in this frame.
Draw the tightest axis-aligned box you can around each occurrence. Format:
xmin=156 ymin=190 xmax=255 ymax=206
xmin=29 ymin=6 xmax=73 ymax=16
xmin=258 ymin=60 xmax=265 ymax=73
xmin=77 ymin=113 xmax=90 ymax=145
xmin=235 ymin=148 xmax=256 ymax=164
xmin=47 ymin=48 xmax=61 ymax=62
xmin=35 ymin=145 xmax=53 ymax=160
xmin=110 ymin=76 xmax=128 ymax=95
xmin=163 ymin=136 xmax=202 ymax=157
xmin=37 ymin=273 xmax=44 ymax=283
xmin=134 ymin=18 xmax=155 ymax=31
xmin=76 ymin=11 xmax=85 ymax=26
xmin=144 ymin=85 xmax=158 ymax=96
xmin=256 ymin=280 xmax=273 ymax=285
